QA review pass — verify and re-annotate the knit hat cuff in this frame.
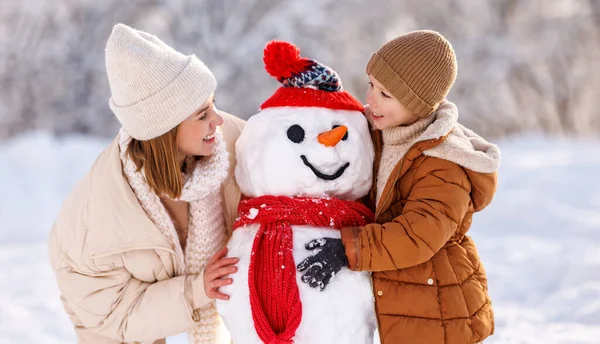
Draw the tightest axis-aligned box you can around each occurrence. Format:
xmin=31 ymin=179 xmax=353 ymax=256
xmin=260 ymin=87 xmax=364 ymax=112
xmin=109 ymin=55 xmax=217 ymax=140
xmin=366 ymin=53 xmax=436 ymax=118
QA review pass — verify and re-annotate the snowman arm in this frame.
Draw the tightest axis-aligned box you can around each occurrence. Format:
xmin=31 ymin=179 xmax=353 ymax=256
xmin=341 ymin=159 xmax=471 ymax=271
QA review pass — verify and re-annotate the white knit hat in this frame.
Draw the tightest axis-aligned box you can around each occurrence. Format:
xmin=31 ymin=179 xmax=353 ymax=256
xmin=105 ymin=23 xmax=217 ymax=140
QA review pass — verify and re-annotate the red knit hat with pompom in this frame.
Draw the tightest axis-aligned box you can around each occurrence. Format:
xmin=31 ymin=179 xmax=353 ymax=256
xmin=260 ymin=41 xmax=363 ymax=112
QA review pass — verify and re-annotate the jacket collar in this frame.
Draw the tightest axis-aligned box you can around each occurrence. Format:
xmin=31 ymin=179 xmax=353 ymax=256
xmin=84 ymin=137 xmax=174 ymax=258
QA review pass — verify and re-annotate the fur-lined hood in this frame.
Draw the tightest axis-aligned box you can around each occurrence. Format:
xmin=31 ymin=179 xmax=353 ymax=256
xmin=419 ymin=100 xmax=501 ymax=211
xmin=420 ymin=100 xmax=501 ymax=174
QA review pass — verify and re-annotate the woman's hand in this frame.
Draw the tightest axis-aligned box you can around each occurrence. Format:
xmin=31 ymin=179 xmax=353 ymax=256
xmin=203 ymin=247 xmax=239 ymax=300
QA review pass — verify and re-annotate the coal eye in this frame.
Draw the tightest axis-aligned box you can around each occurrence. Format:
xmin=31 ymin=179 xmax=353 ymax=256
xmin=287 ymin=124 xmax=305 ymax=143
xmin=332 ymin=125 xmax=349 ymax=141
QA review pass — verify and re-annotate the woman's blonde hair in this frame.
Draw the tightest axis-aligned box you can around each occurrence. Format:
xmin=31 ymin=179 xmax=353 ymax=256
xmin=126 ymin=126 xmax=183 ymax=199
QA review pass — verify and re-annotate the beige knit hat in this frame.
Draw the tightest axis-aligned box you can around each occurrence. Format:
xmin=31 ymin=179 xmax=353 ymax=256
xmin=105 ymin=24 xmax=217 ymax=140
xmin=366 ymin=30 xmax=457 ymax=118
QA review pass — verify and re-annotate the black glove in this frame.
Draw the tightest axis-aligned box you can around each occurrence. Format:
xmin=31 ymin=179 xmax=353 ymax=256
xmin=297 ymin=238 xmax=348 ymax=291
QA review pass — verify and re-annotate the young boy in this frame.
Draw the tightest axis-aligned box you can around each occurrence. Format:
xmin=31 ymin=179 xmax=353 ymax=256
xmin=298 ymin=30 xmax=500 ymax=343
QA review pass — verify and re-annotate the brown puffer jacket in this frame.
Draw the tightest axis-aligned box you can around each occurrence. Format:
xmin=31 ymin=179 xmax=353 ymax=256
xmin=341 ymin=101 xmax=500 ymax=344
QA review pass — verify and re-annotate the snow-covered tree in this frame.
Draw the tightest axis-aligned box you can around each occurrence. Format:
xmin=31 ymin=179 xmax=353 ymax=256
xmin=1 ymin=0 xmax=598 ymax=139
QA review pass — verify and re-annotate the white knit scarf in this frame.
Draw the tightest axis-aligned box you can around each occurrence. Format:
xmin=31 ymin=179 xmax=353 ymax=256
xmin=118 ymin=128 xmax=229 ymax=343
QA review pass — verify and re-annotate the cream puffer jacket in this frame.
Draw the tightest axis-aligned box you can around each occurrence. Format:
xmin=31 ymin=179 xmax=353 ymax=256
xmin=47 ymin=112 xmax=245 ymax=343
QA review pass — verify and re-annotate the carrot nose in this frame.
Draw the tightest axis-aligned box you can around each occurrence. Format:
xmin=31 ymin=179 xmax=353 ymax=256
xmin=318 ymin=125 xmax=348 ymax=147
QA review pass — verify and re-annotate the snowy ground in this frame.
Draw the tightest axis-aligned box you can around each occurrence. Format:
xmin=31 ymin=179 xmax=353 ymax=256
xmin=1 ymin=131 xmax=599 ymax=343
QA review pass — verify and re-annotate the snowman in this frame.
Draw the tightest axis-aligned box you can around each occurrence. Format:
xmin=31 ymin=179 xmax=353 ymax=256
xmin=217 ymin=41 xmax=377 ymax=344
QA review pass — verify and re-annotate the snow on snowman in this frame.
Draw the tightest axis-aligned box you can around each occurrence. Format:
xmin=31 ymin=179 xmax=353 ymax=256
xmin=216 ymin=41 xmax=377 ymax=344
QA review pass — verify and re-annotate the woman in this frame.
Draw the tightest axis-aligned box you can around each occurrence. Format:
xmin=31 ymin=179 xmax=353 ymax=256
xmin=47 ymin=24 xmax=244 ymax=343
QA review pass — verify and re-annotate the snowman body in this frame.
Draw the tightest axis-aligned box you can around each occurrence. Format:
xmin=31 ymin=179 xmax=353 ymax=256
xmin=217 ymin=106 xmax=376 ymax=343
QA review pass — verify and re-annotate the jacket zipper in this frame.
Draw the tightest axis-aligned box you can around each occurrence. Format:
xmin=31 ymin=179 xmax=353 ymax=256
xmin=374 ymin=139 xmax=434 ymax=219
xmin=371 ymin=139 xmax=440 ymax=342
xmin=375 ymin=155 xmax=407 ymax=219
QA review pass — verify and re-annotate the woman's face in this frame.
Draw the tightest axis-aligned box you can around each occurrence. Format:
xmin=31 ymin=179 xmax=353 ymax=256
xmin=366 ymin=74 xmax=419 ymax=130
xmin=176 ymin=94 xmax=224 ymax=158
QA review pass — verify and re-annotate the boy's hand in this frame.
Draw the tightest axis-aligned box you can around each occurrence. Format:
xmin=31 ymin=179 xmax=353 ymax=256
xmin=297 ymin=238 xmax=348 ymax=291
xmin=203 ymin=247 xmax=239 ymax=300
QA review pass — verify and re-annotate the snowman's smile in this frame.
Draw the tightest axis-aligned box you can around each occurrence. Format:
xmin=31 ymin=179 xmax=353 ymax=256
xmin=300 ymin=155 xmax=350 ymax=181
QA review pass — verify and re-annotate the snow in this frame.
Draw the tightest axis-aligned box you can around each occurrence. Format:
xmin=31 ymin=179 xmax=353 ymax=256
xmin=466 ymin=137 xmax=600 ymax=343
xmin=1 ymin=132 xmax=599 ymax=343
xmin=246 ymin=208 xmax=259 ymax=220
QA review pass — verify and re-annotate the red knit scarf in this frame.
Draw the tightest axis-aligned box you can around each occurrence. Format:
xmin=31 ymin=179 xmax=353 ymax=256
xmin=234 ymin=196 xmax=374 ymax=344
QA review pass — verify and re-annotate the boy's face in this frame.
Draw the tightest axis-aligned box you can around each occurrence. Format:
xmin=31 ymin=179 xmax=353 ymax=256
xmin=366 ymin=74 xmax=419 ymax=130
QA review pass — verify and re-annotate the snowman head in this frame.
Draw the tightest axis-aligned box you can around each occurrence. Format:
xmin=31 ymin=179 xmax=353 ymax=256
xmin=235 ymin=41 xmax=374 ymax=200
